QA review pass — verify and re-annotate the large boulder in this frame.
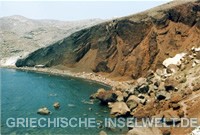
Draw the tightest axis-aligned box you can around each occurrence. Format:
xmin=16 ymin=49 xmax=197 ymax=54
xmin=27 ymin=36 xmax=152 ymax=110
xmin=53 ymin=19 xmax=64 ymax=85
xmin=151 ymin=75 xmax=162 ymax=87
xmin=130 ymin=107 xmax=146 ymax=118
xmin=110 ymin=102 xmax=130 ymax=117
xmin=170 ymin=93 xmax=182 ymax=103
xmin=135 ymin=78 xmax=149 ymax=94
xmin=126 ymin=95 xmax=140 ymax=110
xmin=90 ymin=88 xmax=106 ymax=99
xmin=136 ymin=85 xmax=149 ymax=94
xmin=156 ymin=91 xmax=171 ymax=100
xmin=156 ymin=69 xmax=166 ymax=77
xmin=37 ymin=107 xmax=51 ymax=115
xmin=137 ymin=94 xmax=147 ymax=105
xmin=164 ymin=78 xmax=178 ymax=91
xmin=171 ymin=103 xmax=181 ymax=110
xmin=127 ymin=127 xmax=162 ymax=135
xmin=158 ymin=82 xmax=165 ymax=91
xmin=166 ymin=64 xmax=179 ymax=74
xmin=99 ymin=130 xmax=107 ymax=135
xmin=115 ymin=90 xmax=124 ymax=102
xmin=96 ymin=90 xmax=117 ymax=104
xmin=137 ymin=77 xmax=147 ymax=86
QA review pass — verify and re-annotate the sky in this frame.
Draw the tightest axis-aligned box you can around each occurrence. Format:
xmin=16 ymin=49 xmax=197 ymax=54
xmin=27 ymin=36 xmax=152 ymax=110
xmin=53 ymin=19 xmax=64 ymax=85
xmin=0 ymin=0 xmax=172 ymax=21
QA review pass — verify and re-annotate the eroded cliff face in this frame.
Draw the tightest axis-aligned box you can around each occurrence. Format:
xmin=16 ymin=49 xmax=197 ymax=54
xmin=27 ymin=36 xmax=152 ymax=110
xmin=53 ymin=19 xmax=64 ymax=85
xmin=16 ymin=1 xmax=200 ymax=80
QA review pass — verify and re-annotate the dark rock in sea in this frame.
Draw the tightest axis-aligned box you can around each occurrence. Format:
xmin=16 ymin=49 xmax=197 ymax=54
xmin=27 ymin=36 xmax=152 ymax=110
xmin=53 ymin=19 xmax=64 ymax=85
xmin=96 ymin=90 xmax=117 ymax=104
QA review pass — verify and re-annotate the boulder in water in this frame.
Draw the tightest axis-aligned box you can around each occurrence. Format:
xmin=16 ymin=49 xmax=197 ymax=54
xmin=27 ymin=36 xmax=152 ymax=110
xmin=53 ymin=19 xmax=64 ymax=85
xmin=96 ymin=90 xmax=117 ymax=104
xmin=53 ymin=102 xmax=60 ymax=109
xmin=99 ymin=130 xmax=107 ymax=135
xmin=37 ymin=107 xmax=50 ymax=115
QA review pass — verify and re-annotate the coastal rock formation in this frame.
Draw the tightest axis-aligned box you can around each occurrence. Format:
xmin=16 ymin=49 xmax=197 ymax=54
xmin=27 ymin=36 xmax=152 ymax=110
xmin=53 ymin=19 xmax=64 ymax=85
xmin=15 ymin=1 xmax=200 ymax=81
xmin=96 ymin=90 xmax=117 ymax=104
xmin=94 ymin=46 xmax=200 ymax=134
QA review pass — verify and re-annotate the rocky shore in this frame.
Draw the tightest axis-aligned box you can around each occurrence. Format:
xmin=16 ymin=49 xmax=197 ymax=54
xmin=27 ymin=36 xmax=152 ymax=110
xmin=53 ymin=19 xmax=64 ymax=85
xmin=1 ymin=47 xmax=200 ymax=135
xmin=92 ymin=47 xmax=200 ymax=135
xmin=1 ymin=65 xmax=131 ymax=90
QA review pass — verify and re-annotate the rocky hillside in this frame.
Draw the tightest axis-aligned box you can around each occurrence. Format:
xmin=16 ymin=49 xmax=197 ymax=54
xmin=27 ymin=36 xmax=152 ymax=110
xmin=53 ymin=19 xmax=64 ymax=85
xmin=91 ymin=47 xmax=200 ymax=135
xmin=16 ymin=1 xmax=200 ymax=81
xmin=0 ymin=15 xmax=103 ymax=65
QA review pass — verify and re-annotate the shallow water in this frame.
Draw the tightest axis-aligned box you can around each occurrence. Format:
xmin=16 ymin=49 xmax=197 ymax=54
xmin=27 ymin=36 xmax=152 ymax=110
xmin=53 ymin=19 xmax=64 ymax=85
xmin=1 ymin=68 xmax=128 ymax=135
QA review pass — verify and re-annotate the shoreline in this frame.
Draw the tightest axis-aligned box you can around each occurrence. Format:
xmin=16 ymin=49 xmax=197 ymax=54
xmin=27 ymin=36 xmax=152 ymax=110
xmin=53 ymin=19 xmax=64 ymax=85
xmin=0 ymin=66 xmax=130 ymax=89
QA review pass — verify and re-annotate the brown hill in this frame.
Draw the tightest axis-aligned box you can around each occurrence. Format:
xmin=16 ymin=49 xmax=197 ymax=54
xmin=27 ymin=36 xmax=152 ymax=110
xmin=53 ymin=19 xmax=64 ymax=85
xmin=16 ymin=0 xmax=200 ymax=81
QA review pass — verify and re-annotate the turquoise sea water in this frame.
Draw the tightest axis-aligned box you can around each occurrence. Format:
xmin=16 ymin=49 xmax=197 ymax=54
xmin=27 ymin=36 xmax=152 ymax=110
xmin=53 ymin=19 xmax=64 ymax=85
xmin=1 ymin=68 xmax=128 ymax=135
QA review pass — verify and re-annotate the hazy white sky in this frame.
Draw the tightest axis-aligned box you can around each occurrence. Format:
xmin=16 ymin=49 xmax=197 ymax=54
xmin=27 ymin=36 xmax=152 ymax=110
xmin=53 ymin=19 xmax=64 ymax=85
xmin=0 ymin=0 xmax=171 ymax=21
